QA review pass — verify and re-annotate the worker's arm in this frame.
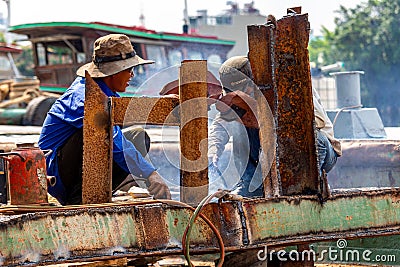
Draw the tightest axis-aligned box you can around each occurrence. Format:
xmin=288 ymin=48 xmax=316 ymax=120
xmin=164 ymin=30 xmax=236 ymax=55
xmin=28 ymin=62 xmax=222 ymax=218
xmin=208 ymin=114 xmax=231 ymax=166
xmin=147 ymin=171 xmax=171 ymax=199
xmin=112 ymin=126 xmax=171 ymax=199
xmin=113 ymin=126 xmax=155 ymax=178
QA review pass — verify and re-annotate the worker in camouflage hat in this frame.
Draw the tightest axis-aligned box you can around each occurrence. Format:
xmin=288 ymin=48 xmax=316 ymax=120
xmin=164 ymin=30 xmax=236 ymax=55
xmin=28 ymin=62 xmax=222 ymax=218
xmin=39 ymin=34 xmax=171 ymax=205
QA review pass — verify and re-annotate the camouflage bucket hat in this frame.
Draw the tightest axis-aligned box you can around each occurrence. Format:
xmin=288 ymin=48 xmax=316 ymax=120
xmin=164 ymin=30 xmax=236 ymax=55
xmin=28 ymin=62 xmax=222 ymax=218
xmin=76 ymin=34 xmax=154 ymax=78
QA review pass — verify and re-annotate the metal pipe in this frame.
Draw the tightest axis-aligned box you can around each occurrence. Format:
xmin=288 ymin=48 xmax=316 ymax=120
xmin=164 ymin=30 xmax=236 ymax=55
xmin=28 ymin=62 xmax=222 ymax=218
xmin=330 ymin=71 xmax=364 ymax=109
xmin=183 ymin=0 xmax=189 ymax=33
xmin=0 ymin=108 xmax=25 ymax=125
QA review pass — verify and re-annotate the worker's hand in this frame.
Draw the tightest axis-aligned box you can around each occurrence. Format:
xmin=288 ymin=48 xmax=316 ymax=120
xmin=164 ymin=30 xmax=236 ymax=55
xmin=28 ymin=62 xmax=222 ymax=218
xmin=147 ymin=171 xmax=171 ymax=199
xmin=162 ymin=93 xmax=179 ymax=99
xmin=209 ymin=154 xmax=219 ymax=168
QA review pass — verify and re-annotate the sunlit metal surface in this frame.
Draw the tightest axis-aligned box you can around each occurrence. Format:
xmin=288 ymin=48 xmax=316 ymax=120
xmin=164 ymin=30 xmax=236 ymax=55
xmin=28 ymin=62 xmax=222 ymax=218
xmin=0 ymin=189 xmax=400 ymax=266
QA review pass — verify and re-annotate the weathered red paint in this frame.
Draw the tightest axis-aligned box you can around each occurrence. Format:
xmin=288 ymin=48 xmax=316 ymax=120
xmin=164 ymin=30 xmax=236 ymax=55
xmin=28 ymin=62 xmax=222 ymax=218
xmin=0 ymin=147 xmax=49 ymax=205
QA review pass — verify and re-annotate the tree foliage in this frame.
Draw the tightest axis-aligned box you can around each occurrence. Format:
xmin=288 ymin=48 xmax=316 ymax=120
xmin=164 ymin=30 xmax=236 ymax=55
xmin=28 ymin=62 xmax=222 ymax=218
xmin=330 ymin=0 xmax=400 ymax=126
xmin=15 ymin=45 xmax=35 ymax=76
xmin=309 ymin=26 xmax=338 ymax=67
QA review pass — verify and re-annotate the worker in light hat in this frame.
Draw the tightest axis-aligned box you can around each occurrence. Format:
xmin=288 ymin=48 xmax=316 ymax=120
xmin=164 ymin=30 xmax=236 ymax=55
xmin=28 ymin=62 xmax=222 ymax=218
xmin=208 ymin=56 xmax=264 ymax=197
xmin=209 ymin=56 xmax=342 ymax=198
xmin=39 ymin=34 xmax=171 ymax=205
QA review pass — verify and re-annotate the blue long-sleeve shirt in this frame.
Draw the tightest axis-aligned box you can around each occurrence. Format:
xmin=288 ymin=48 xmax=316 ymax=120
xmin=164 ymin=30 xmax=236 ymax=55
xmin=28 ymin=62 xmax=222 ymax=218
xmin=38 ymin=77 xmax=155 ymax=204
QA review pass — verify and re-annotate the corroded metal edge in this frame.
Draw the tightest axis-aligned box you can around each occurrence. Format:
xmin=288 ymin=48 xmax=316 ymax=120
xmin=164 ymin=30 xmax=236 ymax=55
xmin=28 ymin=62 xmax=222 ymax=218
xmin=247 ymin=24 xmax=279 ymax=197
xmin=179 ymin=60 xmax=209 ymax=205
xmin=1 ymin=189 xmax=400 ymax=266
xmin=111 ymin=97 xmax=180 ymax=126
xmin=83 ymin=71 xmax=112 ymax=204
xmin=275 ymin=13 xmax=320 ymax=195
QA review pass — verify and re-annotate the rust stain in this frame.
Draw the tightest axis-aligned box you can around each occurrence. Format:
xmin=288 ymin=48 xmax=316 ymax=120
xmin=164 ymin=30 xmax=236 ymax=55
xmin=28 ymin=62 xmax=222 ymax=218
xmin=82 ymin=71 xmax=112 ymax=204
xmin=111 ymin=97 xmax=180 ymax=126
xmin=179 ymin=60 xmax=209 ymax=205
xmin=137 ymin=205 xmax=169 ymax=250
xmin=268 ymin=208 xmax=280 ymax=216
xmin=94 ymin=111 xmax=109 ymax=129
xmin=275 ymin=13 xmax=319 ymax=196
xmin=391 ymin=195 xmax=400 ymax=206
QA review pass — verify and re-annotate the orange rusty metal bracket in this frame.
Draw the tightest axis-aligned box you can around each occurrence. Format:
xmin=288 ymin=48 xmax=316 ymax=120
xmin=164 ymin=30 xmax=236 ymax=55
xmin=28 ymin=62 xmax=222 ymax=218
xmin=110 ymin=96 xmax=180 ymax=126
xmin=248 ymin=23 xmax=280 ymax=198
xmin=83 ymin=62 xmax=209 ymax=205
xmin=179 ymin=60 xmax=209 ymax=205
xmin=247 ymin=10 xmax=320 ymax=197
xmin=272 ymin=11 xmax=320 ymax=196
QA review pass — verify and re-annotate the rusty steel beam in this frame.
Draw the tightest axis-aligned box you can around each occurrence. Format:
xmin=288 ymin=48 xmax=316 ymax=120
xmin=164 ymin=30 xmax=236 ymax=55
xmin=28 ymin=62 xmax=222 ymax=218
xmin=1 ymin=188 xmax=400 ymax=266
xmin=274 ymin=13 xmax=320 ymax=195
xmin=83 ymin=71 xmax=112 ymax=204
xmin=179 ymin=60 xmax=209 ymax=205
xmin=110 ymin=96 xmax=180 ymax=126
xmin=83 ymin=60 xmax=209 ymax=206
xmin=247 ymin=23 xmax=280 ymax=197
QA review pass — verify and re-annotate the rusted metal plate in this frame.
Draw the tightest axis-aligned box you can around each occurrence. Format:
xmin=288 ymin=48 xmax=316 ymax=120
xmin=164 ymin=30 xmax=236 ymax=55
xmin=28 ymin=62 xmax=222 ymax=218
xmin=199 ymin=201 xmax=244 ymax=247
xmin=247 ymin=25 xmax=274 ymax=88
xmin=243 ymin=188 xmax=400 ymax=246
xmin=134 ymin=204 xmax=170 ymax=250
xmin=1 ymin=189 xmax=400 ymax=266
xmin=110 ymin=97 xmax=180 ymax=126
xmin=247 ymin=24 xmax=280 ymax=197
xmin=83 ymin=72 xmax=112 ymax=204
xmin=179 ymin=60 xmax=209 ymax=205
xmin=274 ymin=13 xmax=319 ymax=195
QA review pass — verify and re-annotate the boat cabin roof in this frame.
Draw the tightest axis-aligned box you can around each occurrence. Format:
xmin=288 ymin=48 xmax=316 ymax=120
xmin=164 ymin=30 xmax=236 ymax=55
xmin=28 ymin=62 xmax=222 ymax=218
xmin=9 ymin=21 xmax=235 ymax=46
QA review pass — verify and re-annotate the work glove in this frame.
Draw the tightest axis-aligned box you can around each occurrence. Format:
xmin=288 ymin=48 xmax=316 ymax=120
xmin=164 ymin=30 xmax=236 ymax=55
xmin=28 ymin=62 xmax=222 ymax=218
xmin=147 ymin=171 xmax=171 ymax=199
xmin=208 ymin=155 xmax=228 ymax=189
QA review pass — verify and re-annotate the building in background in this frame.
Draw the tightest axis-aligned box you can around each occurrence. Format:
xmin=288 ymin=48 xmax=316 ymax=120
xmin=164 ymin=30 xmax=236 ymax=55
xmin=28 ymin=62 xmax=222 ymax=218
xmin=188 ymin=2 xmax=340 ymax=109
xmin=189 ymin=1 xmax=266 ymax=58
xmin=8 ymin=21 xmax=234 ymax=96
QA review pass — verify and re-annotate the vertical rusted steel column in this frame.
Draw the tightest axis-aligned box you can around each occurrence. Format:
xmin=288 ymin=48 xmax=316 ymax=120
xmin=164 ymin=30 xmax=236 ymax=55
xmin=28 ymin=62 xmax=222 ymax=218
xmin=82 ymin=71 xmax=112 ymax=204
xmin=248 ymin=22 xmax=280 ymax=198
xmin=179 ymin=60 xmax=209 ymax=205
xmin=274 ymin=11 xmax=319 ymax=195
